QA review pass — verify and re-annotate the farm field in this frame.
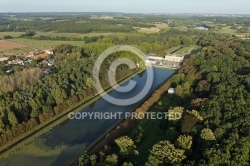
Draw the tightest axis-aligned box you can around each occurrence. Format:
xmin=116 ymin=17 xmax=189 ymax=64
xmin=135 ymin=23 xmax=169 ymax=34
xmin=0 ymin=40 xmax=27 ymax=51
xmin=135 ymin=27 xmax=161 ymax=33
xmin=0 ymin=40 xmax=29 ymax=57
xmin=34 ymin=31 xmax=126 ymax=38
xmin=0 ymin=47 xmax=35 ymax=58
xmin=235 ymin=33 xmax=250 ymax=40
xmin=0 ymin=38 xmax=86 ymax=57
xmin=217 ymin=26 xmax=237 ymax=34
xmin=9 ymin=38 xmax=85 ymax=50
xmin=0 ymin=32 xmax=24 ymax=39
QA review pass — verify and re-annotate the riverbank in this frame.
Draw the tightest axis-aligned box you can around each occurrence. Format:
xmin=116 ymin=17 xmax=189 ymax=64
xmin=0 ymin=68 xmax=145 ymax=159
xmin=69 ymin=69 xmax=177 ymax=166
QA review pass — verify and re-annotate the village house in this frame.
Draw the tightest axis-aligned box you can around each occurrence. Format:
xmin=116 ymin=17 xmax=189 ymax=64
xmin=165 ymin=54 xmax=184 ymax=63
xmin=0 ymin=57 xmax=8 ymax=62
xmin=8 ymin=59 xmax=24 ymax=65
xmin=34 ymin=52 xmax=48 ymax=60
xmin=26 ymin=52 xmax=35 ymax=59
xmin=45 ymin=50 xmax=54 ymax=55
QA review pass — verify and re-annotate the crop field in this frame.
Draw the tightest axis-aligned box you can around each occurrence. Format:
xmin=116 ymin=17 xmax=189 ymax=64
xmin=0 ymin=40 xmax=30 ymax=57
xmin=235 ymin=33 xmax=250 ymax=40
xmin=0 ymin=47 xmax=35 ymax=58
xmin=0 ymin=38 xmax=86 ymax=57
xmin=135 ymin=23 xmax=169 ymax=34
xmin=0 ymin=32 xmax=24 ymax=39
xmin=135 ymin=27 xmax=161 ymax=34
xmin=0 ymin=40 xmax=27 ymax=52
xmin=34 ymin=31 xmax=125 ymax=38
xmin=217 ymin=26 xmax=237 ymax=34
xmin=9 ymin=38 xmax=85 ymax=50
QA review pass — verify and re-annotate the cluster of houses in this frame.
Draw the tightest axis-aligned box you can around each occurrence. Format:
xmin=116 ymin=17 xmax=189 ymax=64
xmin=8 ymin=49 xmax=54 ymax=66
xmin=1 ymin=49 xmax=54 ymax=74
xmin=145 ymin=53 xmax=184 ymax=68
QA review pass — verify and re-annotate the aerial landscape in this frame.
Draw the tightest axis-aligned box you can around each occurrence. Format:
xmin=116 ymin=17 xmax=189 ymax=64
xmin=0 ymin=0 xmax=249 ymax=166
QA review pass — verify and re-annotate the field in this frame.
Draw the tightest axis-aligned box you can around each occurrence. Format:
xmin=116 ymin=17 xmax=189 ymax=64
xmin=0 ymin=40 xmax=27 ymax=51
xmin=175 ymin=45 xmax=200 ymax=55
xmin=164 ymin=46 xmax=181 ymax=54
xmin=0 ymin=47 xmax=35 ymax=58
xmin=9 ymin=38 xmax=85 ymax=50
xmin=135 ymin=23 xmax=169 ymax=34
xmin=0 ymin=40 xmax=28 ymax=57
xmin=235 ymin=33 xmax=250 ymax=40
xmin=0 ymin=38 xmax=86 ymax=57
xmin=34 ymin=31 xmax=125 ymax=38
xmin=164 ymin=45 xmax=200 ymax=56
xmin=135 ymin=27 xmax=161 ymax=34
xmin=218 ymin=26 xmax=237 ymax=34
xmin=0 ymin=32 xmax=24 ymax=39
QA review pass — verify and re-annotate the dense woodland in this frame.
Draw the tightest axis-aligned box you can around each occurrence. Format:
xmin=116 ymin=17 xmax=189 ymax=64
xmin=77 ymin=31 xmax=250 ymax=165
xmin=0 ymin=43 xmax=142 ymax=146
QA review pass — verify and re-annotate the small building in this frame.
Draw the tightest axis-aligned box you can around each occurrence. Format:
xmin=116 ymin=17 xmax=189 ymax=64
xmin=0 ymin=57 xmax=8 ymax=62
xmin=146 ymin=54 xmax=165 ymax=61
xmin=34 ymin=52 xmax=48 ymax=60
xmin=45 ymin=50 xmax=54 ymax=55
xmin=8 ymin=59 xmax=24 ymax=65
xmin=26 ymin=53 xmax=35 ymax=59
xmin=194 ymin=26 xmax=209 ymax=31
xmin=168 ymin=87 xmax=175 ymax=94
xmin=165 ymin=54 xmax=184 ymax=63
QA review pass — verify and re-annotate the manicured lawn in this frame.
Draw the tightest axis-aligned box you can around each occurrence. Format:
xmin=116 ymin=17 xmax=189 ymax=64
xmin=175 ymin=45 xmax=200 ymax=55
xmin=165 ymin=46 xmax=181 ymax=54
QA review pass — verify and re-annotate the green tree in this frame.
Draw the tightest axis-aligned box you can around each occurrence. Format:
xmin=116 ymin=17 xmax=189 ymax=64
xmin=200 ymin=128 xmax=216 ymax=141
xmin=51 ymin=86 xmax=68 ymax=105
xmin=105 ymin=154 xmax=118 ymax=166
xmin=115 ymin=136 xmax=139 ymax=157
xmin=122 ymin=162 xmax=133 ymax=166
xmin=186 ymin=109 xmax=203 ymax=121
xmin=90 ymin=154 xmax=97 ymax=166
xmin=78 ymin=151 xmax=90 ymax=166
xmin=176 ymin=135 xmax=192 ymax=150
xmin=8 ymin=111 xmax=18 ymax=126
xmin=146 ymin=140 xmax=186 ymax=165
xmin=0 ymin=118 xmax=5 ymax=133
xmin=167 ymin=107 xmax=184 ymax=121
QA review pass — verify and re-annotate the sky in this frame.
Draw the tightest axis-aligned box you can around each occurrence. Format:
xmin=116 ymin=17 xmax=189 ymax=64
xmin=0 ymin=0 xmax=249 ymax=14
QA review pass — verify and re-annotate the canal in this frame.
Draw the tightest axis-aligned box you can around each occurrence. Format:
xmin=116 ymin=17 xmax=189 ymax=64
xmin=0 ymin=68 xmax=175 ymax=166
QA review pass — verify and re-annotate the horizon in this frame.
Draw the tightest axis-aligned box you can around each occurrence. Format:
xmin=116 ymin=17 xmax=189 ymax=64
xmin=0 ymin=0 xmax=249 ymax=14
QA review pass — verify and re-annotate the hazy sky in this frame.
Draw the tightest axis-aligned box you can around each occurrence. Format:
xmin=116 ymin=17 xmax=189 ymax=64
xmin=0 ymin=0 xmax=249 ymax=14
